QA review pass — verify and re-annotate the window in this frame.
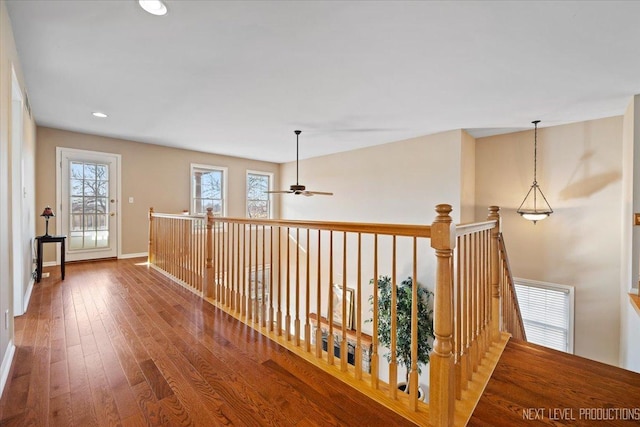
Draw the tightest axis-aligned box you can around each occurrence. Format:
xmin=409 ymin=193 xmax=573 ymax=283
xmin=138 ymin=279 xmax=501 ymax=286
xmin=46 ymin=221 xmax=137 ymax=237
xmin=246 ymin=171 xmax=272 ymax=218
xmin=191 ymin=164 xmax=226 ymax=216
xmin=514 ymin=278 xmax=574 ymax=353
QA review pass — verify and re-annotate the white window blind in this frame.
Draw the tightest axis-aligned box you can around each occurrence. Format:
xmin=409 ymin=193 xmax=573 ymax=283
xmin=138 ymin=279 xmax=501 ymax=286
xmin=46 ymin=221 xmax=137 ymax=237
xmin=514 ymin=278 xmax=574 ymax=353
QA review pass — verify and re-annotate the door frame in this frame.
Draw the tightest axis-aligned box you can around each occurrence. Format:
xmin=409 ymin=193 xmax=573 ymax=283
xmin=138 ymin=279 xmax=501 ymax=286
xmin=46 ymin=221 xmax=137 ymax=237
xmin=55 ymin=147 xmax=122 ymax=261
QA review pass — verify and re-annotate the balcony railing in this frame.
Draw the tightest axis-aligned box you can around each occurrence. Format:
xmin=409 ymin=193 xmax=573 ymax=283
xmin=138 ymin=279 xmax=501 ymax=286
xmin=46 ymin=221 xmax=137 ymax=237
xmin=148 ymin=205 xmax=519 ymax=426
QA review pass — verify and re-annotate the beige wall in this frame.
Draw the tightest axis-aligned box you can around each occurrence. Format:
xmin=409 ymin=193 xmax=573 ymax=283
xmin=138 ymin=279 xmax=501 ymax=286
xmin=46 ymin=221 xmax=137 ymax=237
xmin=476 ymin=116 xmax=623 ymax=366
xmin=460 ymin=130 xmax=476 ymax=223
xmin=621 ymin=95 xmax=640 ymax=373
xmin=280 ymin=129 xmax=469 ymax=224
xmin=1 ymin=0 xmax=37 ymax=390
xmin=36 ymin=127 xmax=280 ymax=259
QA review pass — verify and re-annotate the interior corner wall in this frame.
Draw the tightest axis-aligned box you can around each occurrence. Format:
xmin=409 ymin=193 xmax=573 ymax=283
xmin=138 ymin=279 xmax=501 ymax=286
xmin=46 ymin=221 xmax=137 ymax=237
xmin=475 ymin=116 xmax=623 ymax=366
xmin=0 ymin=0 xmax=37 ymax=394
xmin=460 ymin=130 xmax=476 ymax=223
xmin=620 ymin=95 xmax=640 ymax=373
xmin=36 ymin=127 xmax=280 ymax=260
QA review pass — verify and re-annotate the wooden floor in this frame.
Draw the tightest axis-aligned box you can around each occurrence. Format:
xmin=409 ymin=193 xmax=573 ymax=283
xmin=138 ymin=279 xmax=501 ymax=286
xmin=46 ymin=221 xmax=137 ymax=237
xmin=469 ymin=338 xmax=640 ymax=426
xmin=0 ymin=258 xmax=416 ymax=427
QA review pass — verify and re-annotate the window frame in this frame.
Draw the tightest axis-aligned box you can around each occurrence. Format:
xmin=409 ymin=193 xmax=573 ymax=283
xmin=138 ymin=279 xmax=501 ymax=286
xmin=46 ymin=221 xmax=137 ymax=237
xmin=246 ymin=170 xmax=273 ymax=219
xmin=190 ymin=163 xmax=228 ymax=216
xmin=514 ymin=277 xmax=575 ymax=354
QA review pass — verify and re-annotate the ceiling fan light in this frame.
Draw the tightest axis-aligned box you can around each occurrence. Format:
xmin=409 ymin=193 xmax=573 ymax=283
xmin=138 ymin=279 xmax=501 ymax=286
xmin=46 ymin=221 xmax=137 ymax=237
xmin=139 ymin=0 xmax=168 ymax=16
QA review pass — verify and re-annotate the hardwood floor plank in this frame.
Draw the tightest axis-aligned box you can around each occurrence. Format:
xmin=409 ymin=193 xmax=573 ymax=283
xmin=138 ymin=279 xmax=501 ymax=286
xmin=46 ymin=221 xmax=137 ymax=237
xmin=50 ymin=359 xmax=70 ymax=398
xmin=84 ymin=352 xmax=122 ymax=427
xmin=67 ymin=343 xmax=99 ymax=426
xmin=139 ymin=359 xmax=174 ymax=401
xmin=49 ymin=392 xmax=73 ymax=427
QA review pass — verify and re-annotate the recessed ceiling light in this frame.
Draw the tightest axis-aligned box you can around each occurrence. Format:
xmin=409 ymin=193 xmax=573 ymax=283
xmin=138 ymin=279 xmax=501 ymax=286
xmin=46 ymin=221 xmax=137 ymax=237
xmin=92 ymin=112 xmax=108 ymax=118
xmin=139 ymin=0 xmax=167 ymax=16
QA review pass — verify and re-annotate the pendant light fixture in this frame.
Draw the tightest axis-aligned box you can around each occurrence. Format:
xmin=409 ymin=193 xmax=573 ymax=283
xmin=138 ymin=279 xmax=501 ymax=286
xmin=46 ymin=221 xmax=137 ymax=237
xmin=517 ymin=120 xmax=553 ymax=224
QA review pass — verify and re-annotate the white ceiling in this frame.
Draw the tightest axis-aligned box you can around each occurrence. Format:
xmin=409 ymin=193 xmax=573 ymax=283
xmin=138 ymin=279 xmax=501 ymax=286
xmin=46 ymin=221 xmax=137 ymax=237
xmin=7 ymin=0 xmax=640 ymax=163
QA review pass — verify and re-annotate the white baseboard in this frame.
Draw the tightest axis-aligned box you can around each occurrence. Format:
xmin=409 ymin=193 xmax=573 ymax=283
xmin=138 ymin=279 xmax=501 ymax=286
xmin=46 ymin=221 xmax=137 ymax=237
xmin=0 ymin=340 xmax=16 ymax=399
xmin=43 ymin=261 xmax=57 ymax=267
xmin=22 ymin=277 xmax=34 ymax=314
xmin=119 ymin=252 xmax=148 ymax=259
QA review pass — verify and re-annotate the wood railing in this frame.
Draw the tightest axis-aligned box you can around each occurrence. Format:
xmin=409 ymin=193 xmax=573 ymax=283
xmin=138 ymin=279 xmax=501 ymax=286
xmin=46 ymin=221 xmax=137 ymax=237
xmin=148 ymin=204 xmax=523 ymax=427
xmin=148 ymin=208 xmax=207 ymax=295
xmin=497 ymin=234 xmax=527 ymax=341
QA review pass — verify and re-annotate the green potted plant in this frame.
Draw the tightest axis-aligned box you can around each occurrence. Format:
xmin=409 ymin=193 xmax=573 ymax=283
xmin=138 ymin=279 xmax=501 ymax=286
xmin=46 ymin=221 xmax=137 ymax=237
xmin=369 ymin=276 xmax=435 ymax=399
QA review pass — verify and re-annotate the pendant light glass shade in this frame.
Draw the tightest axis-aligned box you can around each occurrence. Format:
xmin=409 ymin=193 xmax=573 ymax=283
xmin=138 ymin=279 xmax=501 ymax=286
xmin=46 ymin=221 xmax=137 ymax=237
xmin=517 ymin=120 xmax=553 ymax=224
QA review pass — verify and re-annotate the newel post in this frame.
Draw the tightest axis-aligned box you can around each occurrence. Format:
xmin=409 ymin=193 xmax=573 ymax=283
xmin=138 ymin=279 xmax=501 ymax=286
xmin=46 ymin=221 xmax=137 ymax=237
xmin=206 ymin=207 xmax=214 ymax=299
xmin=148 ymin=207 xmax=155 ymax=264
xmin=429 ymin=204 xmax=456 ymax=427
xmin=488 ymin=206 xmax=501 ymax=342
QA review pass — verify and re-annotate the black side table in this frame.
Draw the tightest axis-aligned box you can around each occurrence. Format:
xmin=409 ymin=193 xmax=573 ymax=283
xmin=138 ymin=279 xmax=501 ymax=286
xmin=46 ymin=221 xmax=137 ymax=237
xmin=35 ymin=235 xmax=66 ymax=283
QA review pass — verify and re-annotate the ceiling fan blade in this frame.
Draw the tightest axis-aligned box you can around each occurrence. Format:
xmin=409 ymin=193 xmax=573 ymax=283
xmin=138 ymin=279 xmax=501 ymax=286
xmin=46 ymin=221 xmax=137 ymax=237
xmin=304 ymin=191 xmax=333 ymax=196
xmin=265 ymin=190 xmax=293 ymax=194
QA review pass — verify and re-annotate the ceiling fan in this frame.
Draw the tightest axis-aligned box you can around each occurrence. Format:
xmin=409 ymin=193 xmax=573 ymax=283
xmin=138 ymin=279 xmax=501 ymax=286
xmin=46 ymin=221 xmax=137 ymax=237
xmin=266 ymin=130 xmax=333 ymax=197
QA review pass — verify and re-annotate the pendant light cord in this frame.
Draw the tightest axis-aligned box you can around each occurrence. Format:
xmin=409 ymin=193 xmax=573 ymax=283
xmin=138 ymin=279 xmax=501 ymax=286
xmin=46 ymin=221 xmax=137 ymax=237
xmin=295 ymin=130 xmax=301 ymax=186
xmin=532 ymin=120 xmax=539 ymax=185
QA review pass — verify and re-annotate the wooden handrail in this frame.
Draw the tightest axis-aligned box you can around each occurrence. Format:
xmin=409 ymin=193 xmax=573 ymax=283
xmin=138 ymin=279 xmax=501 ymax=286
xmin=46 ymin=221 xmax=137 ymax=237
xmin=497 ymin=233 xmax=527 ymax=341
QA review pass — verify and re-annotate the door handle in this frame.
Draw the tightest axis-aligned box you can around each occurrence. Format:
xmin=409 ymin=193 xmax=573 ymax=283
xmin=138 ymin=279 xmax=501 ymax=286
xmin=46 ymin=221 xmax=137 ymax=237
xmin=110 ymin=213 xmax=115 ymax=217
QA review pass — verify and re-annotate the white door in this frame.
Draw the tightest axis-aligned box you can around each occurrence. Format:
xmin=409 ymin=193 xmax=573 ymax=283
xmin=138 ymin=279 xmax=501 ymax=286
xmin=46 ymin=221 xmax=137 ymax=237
xmin=58 ymin=148 xmax=120 ymax=261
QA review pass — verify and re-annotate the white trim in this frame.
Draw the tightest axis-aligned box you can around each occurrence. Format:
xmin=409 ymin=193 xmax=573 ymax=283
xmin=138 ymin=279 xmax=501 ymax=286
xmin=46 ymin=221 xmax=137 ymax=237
xmin=246 ymin=170 xmax=274 ymax=219
xmin=56 ymin=147 xmax=122 ymax=260
xmin=22 ymin=277 xmax=34 ymax=314
xmin=514 ymin=277 xmax=575 ymax=354
xmin=0 ymin=341 xmax=16 ymax=399
xmin=190 ymin=163 xmax=228 ymax=215
xmin=119 ymin=252 xmax=148 ymax=259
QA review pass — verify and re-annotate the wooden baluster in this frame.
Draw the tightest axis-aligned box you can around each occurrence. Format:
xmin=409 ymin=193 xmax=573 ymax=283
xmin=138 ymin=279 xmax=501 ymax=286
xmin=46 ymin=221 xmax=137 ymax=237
xmin=327 ymin=231 xmax=334 ymax=365
xmin=231 ymin=223 xmax=235 ymax=309
xmin=355 ymin=232 xmax=362 ymax=380
xmin=248 ymin=225 xmax=254 ymax=322
xmin=305 ymin=228 xmax=311 ymax=352
xmin=285 ymin=227 xmax=291 ymax=340
xmin=371 ymin=234 xmax=379 ymax=389
xmin=455 ymin=237 xmax=462 ymax=399
xmin=409 ymin=236 xmax=418 ymax=411
xmin=241 ymin=223 xmax=247 ymax=318
xmin=488 ymin=206 xmax=501 ymax=342
xmin=206 ymin=208 xmax=214 ymax=298
xmin=236 ymin=223 xmax=241 ymax=312
xmin=389 ymin=235 xmax=397 ymax=399
xmin=276 ymin=227 xmax=282 ymax=336
xmin=430 ymin=204 xmax=455 ymax=427
xmin=471 ymin=232 xmax=479 ymax=373
xmin=464 ymin=235 xmax=471 ymax=384
xmin=252 ymin=224 xmax=264 ymax=323
xmin=269 ymin=226 xmax=274 ymax=332
xmin=295 ymin=228 xmax=301 ymax=345
xmin=261 ymin=225 xmax=267 ymax=328
xmin=315 ymin=230 xmax=322 ymax=358
xmin=148 ymin=208 xmax=155 ymax=264
xmin=341 ymin=232 xmax=348 ymax=372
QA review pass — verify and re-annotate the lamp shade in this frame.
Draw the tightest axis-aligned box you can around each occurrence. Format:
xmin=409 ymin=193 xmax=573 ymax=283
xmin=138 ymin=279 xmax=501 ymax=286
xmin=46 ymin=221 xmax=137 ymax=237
xmin=41 ymin=206 xmax=55 ymax=218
